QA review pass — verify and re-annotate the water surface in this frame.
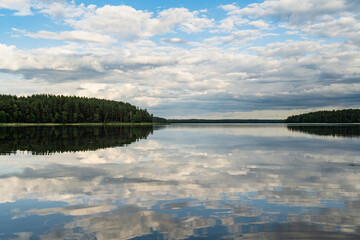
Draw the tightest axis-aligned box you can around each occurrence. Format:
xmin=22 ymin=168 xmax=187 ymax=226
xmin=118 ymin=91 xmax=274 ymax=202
xmin=0 ymin=124 xmax=360 ymax=239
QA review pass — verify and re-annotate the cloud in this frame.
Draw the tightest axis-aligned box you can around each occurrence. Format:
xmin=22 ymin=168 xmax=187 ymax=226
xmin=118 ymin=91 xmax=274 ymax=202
xmin=221 ymin=0 xmax=360 ymax=47
xmin=299 ymin=16 xmax=360 ymax=46
xmin=154 ymin=8 xmax=213 ymax=34
xmin=39 ymin=0 xmax=92 ymax=20
xmin=1 ymin=2 xmax=214 ymax=42
xmin=72 ymin=6 xmax=213 ymax=41
xmin=0 ymin=0 xmax=90 ymax=18
xmin=0 ymin=1 xmax=359 ymax=117
xmin=0 ymin=0 xmax=33 ymax=16
xmin=160 ymin=38 xmax=188 ymax=45
xmin=224 ymin=0 xmax=351 ymax=24
xmin=1 ymin=38 xmax=359 ymax=116
xmin=75 ymin=83 xmax=149 ymax=104
xmin=248 ymin=19 xmax=270 ymax=29
xmin=251 ymin=41 xmax=324 ymax=58
xmin=27 ymin=204 xmax=117 ymax=216
xmin=218 ymin=5 xmax=249 ymax=31
xmin=1 ymin=164 xmax=108 ymax=180
xmin=0 ymin=43 xmax=107 ymax=72
xmin=17 ymin=29 xmax=116 ymax=44
xmin=74 ymin=5 xmax=153 ymax=41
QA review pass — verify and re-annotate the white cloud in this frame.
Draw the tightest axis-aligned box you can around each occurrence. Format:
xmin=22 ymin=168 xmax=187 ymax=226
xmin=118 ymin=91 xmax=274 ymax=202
xmin=74 ymin=5 xmax=153 ymax=41
xmin=76 ymin=83 xmax=147 ymax=104
xmin=218 ymin=18 xmax=235 ymax=31
xmin=218 ymin=5 xmax=249 ymax=32
xmin=0 ymin=0 xmax=90 ymax=18
xmin=0 ymin=43 xmax=105 ymax=71
xmin=227 ymin=0 xmax=350 ymax=23
xmin=205 ymin=30 xmax=277 ymax=46
xmin=1 ymin=34 xmax=360 ymax=116
xmin=298 ymin=16 xmax=360 ymax=46
xmin=23 ymin=30 xmax=117 ymax=44
xmin=72 ymin=6 xmax=213 ymax=41
xmin=0 ymin=0 xmax=33 ymax=16
xmin=155 ymin=8 xmax=214 ymax=34
xmin=1 ymin=1 xmax=360 ymax=117
xmin=251 ymin=41 xmax=325 ymax=58
xmin=286 ymin=30 xmax=300 ymax=35
xmin=1 ymin=2 xmax=214 ymax=42
xmin=39 ymin=1 xmax=93 ymax=20
xmin=248 ymin=19 xmax=270 ymax=29
xmin=160 ymin=38 xmax=188 ymax=45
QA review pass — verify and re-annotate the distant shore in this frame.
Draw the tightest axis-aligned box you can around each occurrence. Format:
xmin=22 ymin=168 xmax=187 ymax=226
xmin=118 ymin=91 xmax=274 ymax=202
xmin=166 ymin=119 xmax=285 ymax=123
xmin=0 ymin=122 xmax=169 ymax=126
xmin=2 ymin=122 xmax=360 ymax=126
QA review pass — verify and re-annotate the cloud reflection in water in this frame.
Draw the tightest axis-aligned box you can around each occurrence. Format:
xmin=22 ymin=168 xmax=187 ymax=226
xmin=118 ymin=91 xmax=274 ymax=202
xmin=0 ymin=124 xmax=359 ymax=239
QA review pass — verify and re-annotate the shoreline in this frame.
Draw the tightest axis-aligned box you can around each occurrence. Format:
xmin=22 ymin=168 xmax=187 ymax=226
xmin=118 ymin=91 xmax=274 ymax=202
xmin=1 ymin=122 xmax=359 ymax=126
xmin=0 ymin=122 xmax=169 ymax=126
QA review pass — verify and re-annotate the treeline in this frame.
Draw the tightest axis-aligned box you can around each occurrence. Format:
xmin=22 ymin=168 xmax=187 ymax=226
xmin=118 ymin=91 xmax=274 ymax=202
xmin=0 ymin=125 xmax=153 ymax=155
xmin=167 ymin=119 xmax=284 ymax=123
xmin=152 ymin=116 xmax=168 ymax=123
xmin=0 ymin=94 xmax=153 ymax=123
xmin=286 ymin=109 xmax=360 ymax=123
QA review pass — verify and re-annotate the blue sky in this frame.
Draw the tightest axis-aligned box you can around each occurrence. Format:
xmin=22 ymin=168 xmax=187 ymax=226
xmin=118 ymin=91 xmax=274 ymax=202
xmin=0 ymin=0 xmax=359 ymax=118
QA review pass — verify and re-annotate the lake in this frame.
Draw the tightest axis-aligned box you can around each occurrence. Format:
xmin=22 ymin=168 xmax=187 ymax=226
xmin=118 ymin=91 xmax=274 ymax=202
xmin=0 ymin=124 xmax=360 ymax=239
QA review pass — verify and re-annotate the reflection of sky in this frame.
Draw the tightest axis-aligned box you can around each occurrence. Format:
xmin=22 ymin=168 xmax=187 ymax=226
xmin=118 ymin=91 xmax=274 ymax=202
xmin=0 ymin=125 xmax=360 ymax=239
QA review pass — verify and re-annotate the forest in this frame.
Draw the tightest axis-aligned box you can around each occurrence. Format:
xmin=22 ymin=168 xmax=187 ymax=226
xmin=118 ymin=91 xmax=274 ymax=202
xmin=286 ymin=109 xmax=360 ymax=123
xmin=0 ymin=94 xmax=153 ymax=123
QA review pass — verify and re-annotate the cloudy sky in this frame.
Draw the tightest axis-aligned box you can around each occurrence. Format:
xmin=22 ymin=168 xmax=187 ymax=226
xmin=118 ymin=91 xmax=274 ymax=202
xmin=0 ymin=0 xmax=359 ymax=118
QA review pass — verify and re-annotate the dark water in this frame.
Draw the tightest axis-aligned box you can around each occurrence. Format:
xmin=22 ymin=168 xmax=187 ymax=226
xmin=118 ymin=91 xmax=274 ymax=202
xmin=0 ymin=124 xmax=360 ymax=240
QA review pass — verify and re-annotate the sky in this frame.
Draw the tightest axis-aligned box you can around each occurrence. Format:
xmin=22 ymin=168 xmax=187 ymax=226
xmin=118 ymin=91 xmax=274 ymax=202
xmin=0 ymin=0 xmax=359 ymax=119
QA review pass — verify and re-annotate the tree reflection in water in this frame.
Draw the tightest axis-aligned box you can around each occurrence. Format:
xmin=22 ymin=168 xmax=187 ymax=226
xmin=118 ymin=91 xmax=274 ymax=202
xmin=0 ymin=125 xmax=154 ymax=155
xmin=287 ymin=124 xmax=360 ymax=138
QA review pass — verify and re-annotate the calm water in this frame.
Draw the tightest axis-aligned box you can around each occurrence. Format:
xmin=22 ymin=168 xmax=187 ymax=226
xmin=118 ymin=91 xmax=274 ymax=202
xmin=0 ymin=124 xmax=360 ymax=240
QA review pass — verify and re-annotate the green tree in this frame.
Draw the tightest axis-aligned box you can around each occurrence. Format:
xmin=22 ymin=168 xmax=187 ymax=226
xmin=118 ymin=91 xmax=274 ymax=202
xmin=0 ymin=111 xmax=6 ymax=123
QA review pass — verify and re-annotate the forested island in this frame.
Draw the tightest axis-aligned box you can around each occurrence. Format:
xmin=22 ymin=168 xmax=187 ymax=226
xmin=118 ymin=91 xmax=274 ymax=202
xmin=0 ymin=94 xmax=153 ymax=123
xmin=286 ymin=109 xmax=360 ymax=123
